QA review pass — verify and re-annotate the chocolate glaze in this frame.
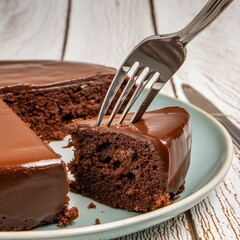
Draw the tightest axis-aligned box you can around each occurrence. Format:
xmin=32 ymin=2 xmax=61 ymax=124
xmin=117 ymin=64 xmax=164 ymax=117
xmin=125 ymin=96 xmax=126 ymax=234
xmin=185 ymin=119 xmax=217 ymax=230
xmin=116 ymin=107 xmax=191 ymax=193
xmin=69 ymin=107 xmax=191 ymax=194
xmin=0 ymin=100 xmax=58 ymax=165
xmin=0 ymin=100 xmax=68 ymax=230
xmin=0 ymin=60 xmax=115 ymax=90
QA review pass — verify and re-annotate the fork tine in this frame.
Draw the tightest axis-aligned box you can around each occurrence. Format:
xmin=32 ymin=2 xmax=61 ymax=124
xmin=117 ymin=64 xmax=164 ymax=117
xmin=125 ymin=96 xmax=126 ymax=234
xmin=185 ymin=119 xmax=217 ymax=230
xmin=118 ymin=69 xmax=154 ymax=124
xmin=130 ymin=72 xmax=164 ymax=123
xmin=106 ymin=65 xmax=146 ymax=126
xmin=96 ymin=62 xmax=139 ymax=126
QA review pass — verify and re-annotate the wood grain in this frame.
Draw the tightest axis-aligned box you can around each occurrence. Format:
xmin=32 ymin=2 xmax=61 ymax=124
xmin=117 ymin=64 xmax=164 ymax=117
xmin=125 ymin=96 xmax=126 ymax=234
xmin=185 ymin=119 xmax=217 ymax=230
xmin=154 ymin=0 xmax=240 ymax=239
xmin=0 ymin=0 xmax=68 ymax=60
xmin=190 ymin=151 xmax=240 ymax=240
xmin=64 ymin=0 xmax=154 ymax=68
xmin=63 ymin=0 xmax=175 ymax=96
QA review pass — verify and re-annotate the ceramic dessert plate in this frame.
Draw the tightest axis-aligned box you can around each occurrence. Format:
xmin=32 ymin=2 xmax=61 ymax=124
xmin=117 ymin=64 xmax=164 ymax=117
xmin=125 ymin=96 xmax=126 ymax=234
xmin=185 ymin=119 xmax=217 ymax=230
xmin=0 ymin=94 xmax=232 ymax=240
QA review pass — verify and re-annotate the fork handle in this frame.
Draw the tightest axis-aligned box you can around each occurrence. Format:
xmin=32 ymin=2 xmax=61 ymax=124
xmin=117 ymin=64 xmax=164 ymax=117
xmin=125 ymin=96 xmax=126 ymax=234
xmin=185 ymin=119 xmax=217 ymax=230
xmin=178 ymin=0 xmax=233 ymax=45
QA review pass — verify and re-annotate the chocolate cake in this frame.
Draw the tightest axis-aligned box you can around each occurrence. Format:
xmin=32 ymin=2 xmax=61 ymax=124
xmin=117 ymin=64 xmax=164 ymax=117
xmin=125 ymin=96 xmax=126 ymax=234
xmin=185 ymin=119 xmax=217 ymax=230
xmin=0 ymin=60 xmax=115 ymax=141
xmin=0 ymin=100 xmax=78 ymax=231
xmin=67 ymin=107 xmax=191 ymax=212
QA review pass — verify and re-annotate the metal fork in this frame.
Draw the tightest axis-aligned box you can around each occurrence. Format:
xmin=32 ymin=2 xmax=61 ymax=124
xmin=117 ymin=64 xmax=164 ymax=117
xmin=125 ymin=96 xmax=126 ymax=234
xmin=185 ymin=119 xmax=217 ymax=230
xmin=96 ymin=0 xmax=233 ymax=127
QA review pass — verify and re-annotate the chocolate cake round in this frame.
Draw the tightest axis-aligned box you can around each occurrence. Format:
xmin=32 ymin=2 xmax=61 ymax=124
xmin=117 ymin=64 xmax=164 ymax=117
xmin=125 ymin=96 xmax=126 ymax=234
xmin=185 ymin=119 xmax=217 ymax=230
xmin=0 ymin=61 xmax=115 ymax=141
xmin=0 ymin=100 xmax=78 ymax=230
xmin=0 ymin=60 xmax=117 ymax=230
xmin=67 ymin=107 xmax=192 ymax=212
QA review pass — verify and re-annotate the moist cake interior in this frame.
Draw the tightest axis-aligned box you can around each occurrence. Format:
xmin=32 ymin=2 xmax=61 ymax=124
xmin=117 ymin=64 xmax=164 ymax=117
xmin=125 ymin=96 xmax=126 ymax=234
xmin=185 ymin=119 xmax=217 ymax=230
xmin=0 ymin=61 xmax=116 ymax=141
xmin=67 ymin=107 xmax=191 ymax=212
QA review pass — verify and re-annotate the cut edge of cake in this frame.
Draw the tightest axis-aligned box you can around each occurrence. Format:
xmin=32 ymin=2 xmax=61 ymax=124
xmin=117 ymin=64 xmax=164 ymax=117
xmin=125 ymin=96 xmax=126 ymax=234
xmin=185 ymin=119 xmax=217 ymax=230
xmin=66 ymin=107 xmax=192 ymax=212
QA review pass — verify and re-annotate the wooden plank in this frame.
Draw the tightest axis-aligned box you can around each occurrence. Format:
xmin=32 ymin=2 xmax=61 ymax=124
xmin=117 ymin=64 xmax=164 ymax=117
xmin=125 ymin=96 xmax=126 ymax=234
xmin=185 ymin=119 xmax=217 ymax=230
xmin=64 ymin=0 xmax=175 ymax=96
xmin=191 ymin=152 xmax=240 ymax=240
xmin=0 ymin=0 xmax=68 ymax=60
xmin=154 ymin=0 xmax=240 ymax=239
xmin=64 ymin=0 xmax=154 ymax=67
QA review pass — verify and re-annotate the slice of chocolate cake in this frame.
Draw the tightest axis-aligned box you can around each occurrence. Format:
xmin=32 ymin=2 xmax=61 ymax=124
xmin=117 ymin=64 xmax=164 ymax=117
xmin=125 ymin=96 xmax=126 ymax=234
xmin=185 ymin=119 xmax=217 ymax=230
xmin=0 ymin=61 xmax=115 ymax=141
xmin=67 ymin=107 xmax=191 ymax=212
xmin=0 ymin=100 xmax=78 ymax=231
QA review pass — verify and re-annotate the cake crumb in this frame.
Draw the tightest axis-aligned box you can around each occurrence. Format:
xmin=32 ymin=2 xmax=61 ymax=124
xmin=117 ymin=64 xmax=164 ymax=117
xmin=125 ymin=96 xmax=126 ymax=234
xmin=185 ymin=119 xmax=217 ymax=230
xmin=95 ymin=218 xmax=101 ymax=225
xmin=58 ymin=207 xmax=79 ymax=227
xmin=88 ymin=202 xmax=96 ymax=209
xmin=69 ymin=180 xmax=81 ymax=193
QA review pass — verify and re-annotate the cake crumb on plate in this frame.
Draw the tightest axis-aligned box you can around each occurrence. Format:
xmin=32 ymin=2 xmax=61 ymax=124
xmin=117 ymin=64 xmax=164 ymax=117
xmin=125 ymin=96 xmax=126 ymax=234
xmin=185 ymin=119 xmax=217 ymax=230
xmin=88 ymin=202 xmax=96 ymax=209
xmin=95 ymin=218 xmax=101 ymax=225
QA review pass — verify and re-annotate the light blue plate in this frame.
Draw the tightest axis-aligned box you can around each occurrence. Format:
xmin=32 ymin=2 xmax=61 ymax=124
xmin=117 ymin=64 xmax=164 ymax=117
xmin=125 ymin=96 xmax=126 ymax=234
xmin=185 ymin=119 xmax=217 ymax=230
xmin=1 ymin=94 xmax=233 ymax=240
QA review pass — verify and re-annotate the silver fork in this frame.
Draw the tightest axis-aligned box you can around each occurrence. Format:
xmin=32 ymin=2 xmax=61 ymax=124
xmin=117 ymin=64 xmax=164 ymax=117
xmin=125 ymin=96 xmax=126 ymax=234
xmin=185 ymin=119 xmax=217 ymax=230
xmin=96 ymin=0 xmax=233 ymax=127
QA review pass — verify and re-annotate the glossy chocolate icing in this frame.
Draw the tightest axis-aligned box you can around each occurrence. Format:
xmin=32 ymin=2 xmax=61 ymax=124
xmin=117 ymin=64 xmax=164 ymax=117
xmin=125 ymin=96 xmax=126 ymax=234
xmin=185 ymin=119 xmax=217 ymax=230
xmin=0 ymin=60 xmax=115 ymax=90
xmin=69 ymin=107 xmax=191 ymax=194
xmin=0 ymin=100 xmax=59 ymax=165
xmin=115 ymin=107 xmax=191 ymax=193
xmin=0 ymin=100 xmax=68 ymax=230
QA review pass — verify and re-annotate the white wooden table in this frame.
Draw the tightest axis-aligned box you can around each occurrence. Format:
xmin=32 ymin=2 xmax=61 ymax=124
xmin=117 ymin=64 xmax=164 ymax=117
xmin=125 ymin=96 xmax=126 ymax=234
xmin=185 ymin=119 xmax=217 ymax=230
xmin=0 ymin=1 xmax=239 ymax=239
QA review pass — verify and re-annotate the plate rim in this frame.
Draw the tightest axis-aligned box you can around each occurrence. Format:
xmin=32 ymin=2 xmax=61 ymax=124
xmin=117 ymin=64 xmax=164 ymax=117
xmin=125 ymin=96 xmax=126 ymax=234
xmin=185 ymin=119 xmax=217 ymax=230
xmin=0 ymin=94 xmax=233 ymax=239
